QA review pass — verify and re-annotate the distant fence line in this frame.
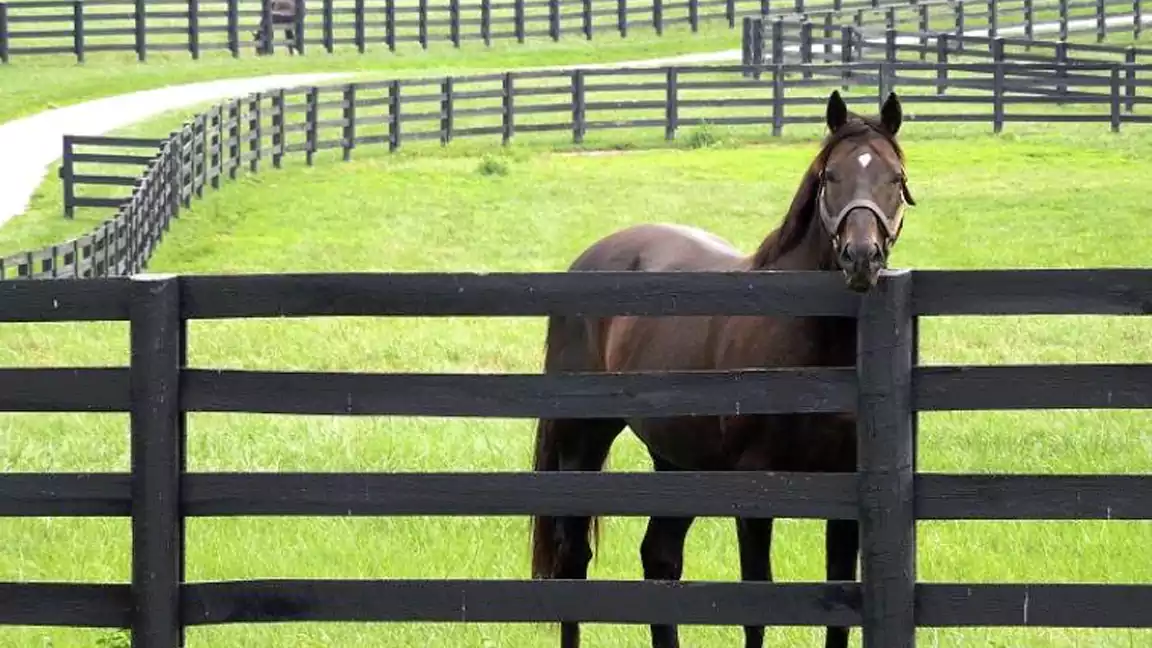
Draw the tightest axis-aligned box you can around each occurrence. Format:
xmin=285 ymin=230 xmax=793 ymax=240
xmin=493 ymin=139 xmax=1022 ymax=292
xmin=741 ymin=0 xmax=1149 ymax=68
xmin=0 ymin=0 xmax=884 ymax=62
xmin=1 ymin=267 xmax=1151 ymax=647
xmin=0 ymin=55 xmax=1140 ymax=280
xmin=0 ymin=0 xmax=1145 ymax=282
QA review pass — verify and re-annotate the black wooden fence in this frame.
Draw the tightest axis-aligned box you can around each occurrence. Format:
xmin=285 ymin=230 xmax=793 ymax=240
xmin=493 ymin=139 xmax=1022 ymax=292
xmin=1 ymin=267 xmax=1151 ymax=647
xmin=742 ymin=0 xmax=1149 ymax=69
xmin=0 ymin=0 xmax=865 ymax=62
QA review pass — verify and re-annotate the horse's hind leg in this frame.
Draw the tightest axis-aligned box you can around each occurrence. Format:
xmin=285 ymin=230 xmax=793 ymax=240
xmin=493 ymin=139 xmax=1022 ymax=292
xmin=531 ymin=417 xmax=624 ymax=648
xmin=824 ymin=518 xmax=858 ymax=648
xmin=735 ymin=516 xmax=774 ymax=648
xmin=640 ymin=456 xmax=696 ymax=648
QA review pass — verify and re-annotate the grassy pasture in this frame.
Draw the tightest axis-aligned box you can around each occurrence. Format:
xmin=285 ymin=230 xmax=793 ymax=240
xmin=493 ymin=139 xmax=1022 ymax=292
xmin=1 ymin=118 xmax=1151 ymax=647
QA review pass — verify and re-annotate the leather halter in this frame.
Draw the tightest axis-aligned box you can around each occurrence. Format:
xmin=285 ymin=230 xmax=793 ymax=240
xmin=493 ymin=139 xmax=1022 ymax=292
xmin=816 ymin=175 xmax=905 ymax=251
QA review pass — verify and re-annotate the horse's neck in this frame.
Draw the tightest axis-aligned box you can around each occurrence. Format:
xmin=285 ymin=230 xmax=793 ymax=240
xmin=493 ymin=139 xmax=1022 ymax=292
xmin=738 ymin=203 xmax=857 ymax=367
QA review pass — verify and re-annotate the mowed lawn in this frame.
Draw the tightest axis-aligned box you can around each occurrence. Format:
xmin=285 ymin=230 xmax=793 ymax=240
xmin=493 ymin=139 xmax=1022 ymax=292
xmin=1 ymin=125 xmax=1151 ymax=647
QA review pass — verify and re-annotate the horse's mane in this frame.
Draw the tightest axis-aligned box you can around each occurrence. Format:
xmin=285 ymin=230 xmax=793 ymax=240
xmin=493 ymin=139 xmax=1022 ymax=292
xmin=750 ymin=115 xmax=905 ymax=269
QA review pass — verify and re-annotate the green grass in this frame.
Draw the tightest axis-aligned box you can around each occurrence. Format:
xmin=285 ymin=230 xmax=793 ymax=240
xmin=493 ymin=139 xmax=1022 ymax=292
xmin=1 ymin=124 xmax=1150 ymax=647
xmin=0 ymin=20 xmax=743 ymax=125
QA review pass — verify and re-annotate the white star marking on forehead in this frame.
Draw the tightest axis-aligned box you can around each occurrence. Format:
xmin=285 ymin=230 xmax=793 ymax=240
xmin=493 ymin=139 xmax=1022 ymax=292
xmin=857 ymin=152 xmax=873 ymax=168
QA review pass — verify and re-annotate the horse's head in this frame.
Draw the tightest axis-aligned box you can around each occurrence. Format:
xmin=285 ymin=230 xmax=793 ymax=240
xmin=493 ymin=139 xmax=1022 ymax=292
xmin=817 ymin=90 xmax=915 ymax=292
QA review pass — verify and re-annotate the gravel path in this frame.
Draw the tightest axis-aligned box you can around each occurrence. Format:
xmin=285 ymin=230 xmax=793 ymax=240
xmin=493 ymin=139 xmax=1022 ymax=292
xmin=0 ymin=13 xmax=1144 ymax=228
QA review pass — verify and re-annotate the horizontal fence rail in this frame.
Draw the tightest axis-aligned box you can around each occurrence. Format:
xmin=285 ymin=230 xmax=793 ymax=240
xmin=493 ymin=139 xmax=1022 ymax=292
xmin=0 ymin=270 xmax=1150 ymax=646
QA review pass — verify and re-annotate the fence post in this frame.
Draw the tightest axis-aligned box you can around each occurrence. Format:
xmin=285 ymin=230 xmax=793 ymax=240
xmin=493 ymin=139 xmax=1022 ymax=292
xmin=324 ymin=0 xmax=335 ymax=52
xmin=261 ymin=0 xmax=274 ymax=54
xmin=988 ymin=0 xmax=997 ymax=37
xmin=134 ymin=0 xmax=146 ymax=61
xmin=250 ymin=94 xmax=262 ymax=173
xmin=618 ymin=0 xmax=627 ymax=36
xmin=481 ymin=0 xmax=491 ymax=44
xmin=210 ymin=106 xmax=222 ymax=189
xmin=771 ymin=63 xmax=784 ymax=136
xmin=771 ymin=17 xmax=783 ymax=66
xmin=917 ymin=4 xmax=928 ymax=61
xmin=306 ymin=87 xmax=318 ymax=165
xmin=1136 ymin=0 xmax=1142 ymax=40
xmin=228 ymin=98 xmax=240 ymax=180
xmin=450 ymin=0 xmax=460 ymax=47
xmin=1125 ymin=47 xmax=1136 ymax=112
xmin=583 ymin=0 xmax=592 ymax=39
xmin=726 ymin=0 xmax=735 ymax=28
xmin=689 ymin=0 xmax=698 ymax=32
xmin=72 ymin=0 xmax=84 ymax=62
xmin=1111 ymin=66 xmax=1122 ymax=132
xmin=1096 ymin=0 xmax=1105 ymax=42
xmin=841 ymin=26 xmax=853 ymax=89
xmin=354 ymin=0 xmax=365 ymax=52
xmin=0 ymin=3 xmax=8 ymax=64
xmin=222 ymin=0 xmax=233 ymax=58
xmin=742 ymin=16 xmax=753 ymax=75
xmin=801 ymin=19 xmax=813 ymax=80
xmin=1023 ymin=0 xmax=1033 ymax=44
xmin=885 ymin=25 xmax=896 ymax=65
xmin=1059 ymin=0 xmax=1068 ymax=41
xmin=936 ymin=34 xmax=949 ymax=95
xmin=549 ymin=0 xmax=559 ymax=39
xmin=129 ymin=274 xmax=184 ymax=648
xmin=386 ymin=0 xmax=396 ymax=51
xmin=572 ymin=70 xmax=586 ymax=144
xmin=665 ymin=68 xmax=678 ymax=140
xmin=418 ymin=0 xmax=428 ymax=48
xmin=515 ymin=0 xmax=525 ymax=42
xmin=823 ymin=13 xmax=833 ymax=62
xmin=344 ymin=85 xmax=356 ymax=160
xmin=1056 ymin=40 xmax=1068 ymax=102
xmin=654 ymin=0 xmax=663 ymax=35
xmin=441 ymin=77 xmax=454 ymax=146
xmin=993 ymin=42 xmax=1004 ymax=134
xmin=502 ymin=72 xmax=514 ymax=145
xmin=389 ymin=80 xmax=401 ymax=152
xmin=878 ymin=62 xmax=890 ymax=112
xmin=954 ymin=0 xmax=964 ymax=50
xmin=61 ymin=136 xmax=75 ymax=219
xmin=272 ymin=90 xmax=285 ymax=168
xmin=856 ymin=269 xmax=915 ymax=648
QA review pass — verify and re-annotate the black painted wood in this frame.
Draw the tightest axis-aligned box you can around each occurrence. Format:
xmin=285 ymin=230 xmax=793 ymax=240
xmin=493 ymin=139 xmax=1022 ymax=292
xmin=178 ymin=271 xmax=859 ymax=319
xmin=914 ymin=269 xmax=1152 ymax=315
xmin=183 ymin=471 xmax=859 ymax=518
xmin=0 ymin=583 xmax=131 ymax=627
xmin=0 ymin=278 xmax=130 ymax=321
xmin=181 ymin=367 xmax=856 ymax=417
xmin=918 ymin=583 xmax=1152 ymax=627
xmin=182 ymin=579 xmax=861 ymax=626
xmin=917 ymin=474 xmax=1152 ymax=520
xmin=0 ymin=473 xmax=130 ymax=516
xmin=0 ymin=368 xmax=129 ymax=411
xmin=856 ymin=269 xmax=915 ymax=648
xmin=129 ymin=275 xmax=184 ymax=648
xmin=916 ymin=363 xmax=1152 ymax=410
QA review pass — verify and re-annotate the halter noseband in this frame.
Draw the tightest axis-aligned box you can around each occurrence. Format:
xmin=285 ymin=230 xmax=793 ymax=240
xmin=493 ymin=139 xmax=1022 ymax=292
xmin=816 ymin=171 xmax=906 ymax=252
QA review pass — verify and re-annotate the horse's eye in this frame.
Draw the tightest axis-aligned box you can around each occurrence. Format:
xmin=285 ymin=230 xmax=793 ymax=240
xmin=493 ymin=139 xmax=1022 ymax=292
xmin=825 ymin=170 xmax=841 ymax=183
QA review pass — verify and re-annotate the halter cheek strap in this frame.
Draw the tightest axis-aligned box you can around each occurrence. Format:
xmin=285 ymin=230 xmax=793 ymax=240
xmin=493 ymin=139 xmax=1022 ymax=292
xmin=817 ymin=184 xmax=904 ymax=250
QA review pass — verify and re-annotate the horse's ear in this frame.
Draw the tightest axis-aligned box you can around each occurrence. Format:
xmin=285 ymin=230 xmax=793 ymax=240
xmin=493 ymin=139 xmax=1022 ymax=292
xmin=881 ymin=92 xmax=902 ymax=135
xmin=826 ymin=91 xmax=848 ymax=133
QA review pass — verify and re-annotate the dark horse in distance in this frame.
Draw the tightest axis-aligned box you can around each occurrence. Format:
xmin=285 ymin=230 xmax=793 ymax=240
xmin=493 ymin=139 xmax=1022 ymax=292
xmin=530 ymin=90 xmax=916 ymax=648
xmin=252 ymin=0 xmax=300 ymax=55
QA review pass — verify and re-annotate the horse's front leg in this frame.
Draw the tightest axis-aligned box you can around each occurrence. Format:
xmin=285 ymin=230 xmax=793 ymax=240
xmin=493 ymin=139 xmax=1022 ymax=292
xmin=641 ymin=456 xmax=695 ymax=648
xmin=735 ymin=516 xmax=774 ymax=648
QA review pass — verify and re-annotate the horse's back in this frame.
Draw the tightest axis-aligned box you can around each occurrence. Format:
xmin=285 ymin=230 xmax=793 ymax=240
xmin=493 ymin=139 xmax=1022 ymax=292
xmin=569 ymin=223 xmax=745 ymax=273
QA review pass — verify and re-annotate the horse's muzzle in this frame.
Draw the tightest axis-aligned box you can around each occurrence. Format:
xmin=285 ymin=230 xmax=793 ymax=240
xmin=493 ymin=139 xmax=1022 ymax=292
xmin=838 ymin=240 xmax=885 ymax=292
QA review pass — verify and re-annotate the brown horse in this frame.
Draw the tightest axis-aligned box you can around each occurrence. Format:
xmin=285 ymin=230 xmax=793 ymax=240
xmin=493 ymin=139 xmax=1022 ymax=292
xmin=529 ymin=90 xmax=915 ymax=648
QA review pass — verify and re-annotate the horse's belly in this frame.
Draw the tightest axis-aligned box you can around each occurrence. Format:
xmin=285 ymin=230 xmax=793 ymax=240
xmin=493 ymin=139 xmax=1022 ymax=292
xmin=627 ymin=416 xmax=727 ymax=469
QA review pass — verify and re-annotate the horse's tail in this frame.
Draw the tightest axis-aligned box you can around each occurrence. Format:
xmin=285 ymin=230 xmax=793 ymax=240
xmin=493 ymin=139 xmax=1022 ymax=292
xmin=530 ymin=417 xmax=562 ymax=579
xmin=529 ymin=313 xmax=610 ymax=579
